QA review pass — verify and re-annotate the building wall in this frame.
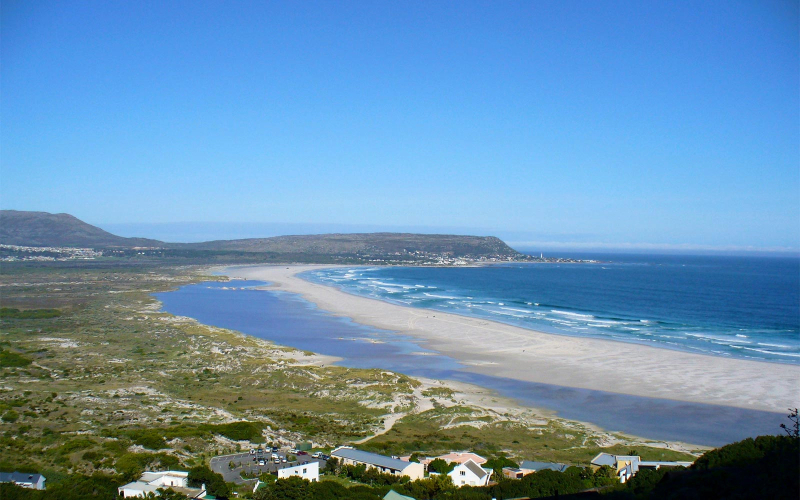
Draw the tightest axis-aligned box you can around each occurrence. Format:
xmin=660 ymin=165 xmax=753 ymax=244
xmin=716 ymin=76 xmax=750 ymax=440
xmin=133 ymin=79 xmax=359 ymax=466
xmin=278 ymin=461 xmax=319 ymax=482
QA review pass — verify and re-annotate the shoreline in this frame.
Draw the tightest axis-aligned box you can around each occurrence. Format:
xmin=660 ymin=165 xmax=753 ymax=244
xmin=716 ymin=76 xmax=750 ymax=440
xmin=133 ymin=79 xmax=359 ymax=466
xmin=223 ymin=265 xmax=799 ymax=414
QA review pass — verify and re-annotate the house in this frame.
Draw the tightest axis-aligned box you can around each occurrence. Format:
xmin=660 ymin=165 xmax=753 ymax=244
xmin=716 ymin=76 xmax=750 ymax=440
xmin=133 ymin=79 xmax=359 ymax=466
xmin=639 ymin=460 xmax=693 ymax=470
xmin=502 ymin=467 xmax=526 ymax=479
xmin=502 ymin=461 xmax=568 ymax=479
xmin=331 ymin=446 xmax=425 ymax=480
xmin=277 ymin=461 xmax=319 ymax=482
xmin=448 ymin=459 xmax=493 ymax=487
xmin=590 ymin=453 xmax=693 ymax=484
xmin=519 ymin=461 xmax=569 ymax=473
xmin=590 ymin=453 xmax=640 ymax=483
xmin=421 ymin=451 xmax=487 ymax=468
xmin=0 ymin=471 xmax=46 ymax=490
xmin=118 ymin=470 xmax=206 ymax=498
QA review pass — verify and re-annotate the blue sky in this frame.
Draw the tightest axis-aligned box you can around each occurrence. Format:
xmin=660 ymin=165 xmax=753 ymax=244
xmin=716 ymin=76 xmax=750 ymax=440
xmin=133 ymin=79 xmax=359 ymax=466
xmin=2 ymin=1 xmax=798 ymax=251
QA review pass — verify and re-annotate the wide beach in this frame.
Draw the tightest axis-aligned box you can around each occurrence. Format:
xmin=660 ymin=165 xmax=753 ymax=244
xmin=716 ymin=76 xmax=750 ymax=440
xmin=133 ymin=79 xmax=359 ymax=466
xmin=228 ymin=265 xmax=799 ymax=414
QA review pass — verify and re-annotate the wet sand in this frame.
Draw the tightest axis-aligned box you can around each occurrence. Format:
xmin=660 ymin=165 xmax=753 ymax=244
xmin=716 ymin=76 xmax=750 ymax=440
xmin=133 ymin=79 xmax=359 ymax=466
xmin=227 ymin=265 xmax=800 ymax=414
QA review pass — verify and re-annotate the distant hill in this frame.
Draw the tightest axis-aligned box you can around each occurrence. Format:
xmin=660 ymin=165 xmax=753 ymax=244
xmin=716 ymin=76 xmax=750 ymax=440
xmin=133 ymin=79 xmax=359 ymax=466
xmin=0 ymin=210 xmax=162 ymax=248
xmin=0 ymin=210 xmax=524 ymax=261
xmin=178 ymin=233 xmax=523 ymax=258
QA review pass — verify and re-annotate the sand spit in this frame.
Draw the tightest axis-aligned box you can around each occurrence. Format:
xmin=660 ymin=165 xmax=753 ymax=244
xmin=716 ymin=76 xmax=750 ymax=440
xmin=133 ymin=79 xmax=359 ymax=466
xmin=226 ymin=265 xmax=799 ymax=414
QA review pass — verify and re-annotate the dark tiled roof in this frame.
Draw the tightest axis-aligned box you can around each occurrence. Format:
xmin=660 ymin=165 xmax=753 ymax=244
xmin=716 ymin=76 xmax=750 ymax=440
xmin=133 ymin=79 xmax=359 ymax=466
xmin=0 ymin=471 xmax=44 ymax=484
xmin=520 ymin=461 xmax=568 ymax=472
xmin=332 ymin=448 xmax=411 ymax=471
xmin=464 ymin=460 xmax=488 ymax=478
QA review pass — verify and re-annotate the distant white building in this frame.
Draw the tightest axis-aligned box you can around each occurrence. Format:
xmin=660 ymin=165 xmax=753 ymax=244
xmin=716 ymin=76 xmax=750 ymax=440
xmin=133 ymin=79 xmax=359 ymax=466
xmin=277 ymin=461 xmax=319 ymax=482
xmin=118 ymin=470 xmax=206 ymax=498
xmin=448 ymin=459 xmax=493 ymax=487
xmin=0 ymin=471 xmax=46 ymax=490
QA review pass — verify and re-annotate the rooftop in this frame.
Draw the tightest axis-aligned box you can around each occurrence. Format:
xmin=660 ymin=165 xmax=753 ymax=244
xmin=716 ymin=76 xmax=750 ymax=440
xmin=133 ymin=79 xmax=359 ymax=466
xmin=332 ymin=447 xmax=412 ymax=471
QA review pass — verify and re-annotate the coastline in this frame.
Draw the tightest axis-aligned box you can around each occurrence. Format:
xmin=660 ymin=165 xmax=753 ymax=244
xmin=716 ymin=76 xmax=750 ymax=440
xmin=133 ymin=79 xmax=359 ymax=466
xmin=224 ymin=265 xmax=799 ymax=414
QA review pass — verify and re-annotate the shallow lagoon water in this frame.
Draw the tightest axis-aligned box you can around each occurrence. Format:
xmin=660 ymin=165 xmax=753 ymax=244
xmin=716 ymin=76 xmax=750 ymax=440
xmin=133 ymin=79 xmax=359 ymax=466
xmin=156 ymin=280 xmax=785 ymax=446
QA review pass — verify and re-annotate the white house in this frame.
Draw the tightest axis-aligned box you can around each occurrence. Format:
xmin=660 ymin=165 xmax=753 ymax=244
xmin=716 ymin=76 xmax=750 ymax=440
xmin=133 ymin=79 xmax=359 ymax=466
xmin=331 ymin=446 xmax=425 ymax=480
xmin=448 ymin=459 xmax=493 ymax=487
xmin=0 ymin=471 xmax=46 ymax=490
xmin=118 ymin=470 xmax=206 ymax=498
xmin=277 ymin=461 xmax=319 ymax=482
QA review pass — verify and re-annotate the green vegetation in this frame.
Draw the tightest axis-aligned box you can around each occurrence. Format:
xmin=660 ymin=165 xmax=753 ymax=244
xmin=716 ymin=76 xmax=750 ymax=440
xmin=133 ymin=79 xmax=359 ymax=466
xmin=0 ymin=263 xmax=417 ymax=487
xmin=606 ymin=434 xmax=799 ymax=499
xmin=0 ymin=348 xmax=32 ymax=368
xmin=0 ymin=307 xmax=62 ymax=319
xmin=188 ymin=465 xmax=230 ymax=499
xmin=360 ymin=406 xmax=697 ymax=465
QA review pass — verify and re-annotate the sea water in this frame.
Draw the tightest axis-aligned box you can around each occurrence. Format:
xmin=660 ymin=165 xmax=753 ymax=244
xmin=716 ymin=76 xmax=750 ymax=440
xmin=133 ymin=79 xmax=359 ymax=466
xmin=155 ymin=254 xmax=796 ymax=445
xmin=302 ymin=254 xmax=800 ymax=364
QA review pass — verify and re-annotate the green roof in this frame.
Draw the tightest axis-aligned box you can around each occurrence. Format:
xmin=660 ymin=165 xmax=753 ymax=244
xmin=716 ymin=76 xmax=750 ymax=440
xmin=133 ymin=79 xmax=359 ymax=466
xmin=384 ymin=490 xmax=417 ymax=500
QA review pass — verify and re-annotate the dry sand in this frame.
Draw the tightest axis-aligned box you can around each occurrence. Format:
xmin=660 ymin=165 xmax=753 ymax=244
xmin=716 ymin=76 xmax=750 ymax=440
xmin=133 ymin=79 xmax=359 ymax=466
xmin=227 ymin=265 xmax=799 ymax=414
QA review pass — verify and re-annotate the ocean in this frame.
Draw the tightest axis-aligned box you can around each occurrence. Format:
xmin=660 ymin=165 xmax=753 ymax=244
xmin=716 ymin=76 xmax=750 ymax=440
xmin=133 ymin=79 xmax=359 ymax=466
xmin=302 ymin=253 xmax=800 ymax=364
xmin=155 ymin=253 xmax=797 ymax=446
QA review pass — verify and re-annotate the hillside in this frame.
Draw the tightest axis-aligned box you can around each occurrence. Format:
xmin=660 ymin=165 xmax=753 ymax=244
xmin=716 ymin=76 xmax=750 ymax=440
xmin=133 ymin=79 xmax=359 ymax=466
xmin=178 ymin=233 xmax=523 ymax=259
xmin=0 ymin=210 xmax=162 ymax=248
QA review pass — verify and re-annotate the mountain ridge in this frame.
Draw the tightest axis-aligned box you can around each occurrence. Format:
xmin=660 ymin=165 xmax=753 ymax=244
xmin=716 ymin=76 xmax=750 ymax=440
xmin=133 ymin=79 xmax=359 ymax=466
xmin=0 ymin=210 xmax=524 ymax=259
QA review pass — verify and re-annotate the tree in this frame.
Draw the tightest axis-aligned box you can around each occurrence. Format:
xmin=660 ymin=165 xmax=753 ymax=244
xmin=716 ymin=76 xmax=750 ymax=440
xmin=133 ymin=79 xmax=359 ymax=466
xmin=427 ymin=458 xmax=455 ymax=475
xmin=484 ymin=454 xmax=519 ymax=477
xmin=780 ymin=408 xmax=799 ymax=439
xmin=188 ymin=465 xmax=230 ymax=499
xmin=254 ymin=476 xmax=311 ymax=500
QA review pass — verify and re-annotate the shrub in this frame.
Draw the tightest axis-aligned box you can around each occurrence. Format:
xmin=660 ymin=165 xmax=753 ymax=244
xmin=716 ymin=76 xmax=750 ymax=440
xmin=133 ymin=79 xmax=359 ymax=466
xmin=1 ymin=410 xmax=19 ymax=423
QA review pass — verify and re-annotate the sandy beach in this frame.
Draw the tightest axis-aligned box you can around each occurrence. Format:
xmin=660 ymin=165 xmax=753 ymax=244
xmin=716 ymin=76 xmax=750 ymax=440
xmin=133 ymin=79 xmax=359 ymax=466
xmin=227 ymin=265 xmax=799 ymax=414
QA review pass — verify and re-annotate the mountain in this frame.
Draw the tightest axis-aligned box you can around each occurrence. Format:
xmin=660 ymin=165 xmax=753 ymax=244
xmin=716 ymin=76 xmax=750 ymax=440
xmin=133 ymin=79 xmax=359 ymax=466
xmin=0 ymin=210 xmax=162 ymax=248
xmin=178 ymin=233 xmax=523 ymax=258
xmin=0 ymin=210 xmax=524 ymax=260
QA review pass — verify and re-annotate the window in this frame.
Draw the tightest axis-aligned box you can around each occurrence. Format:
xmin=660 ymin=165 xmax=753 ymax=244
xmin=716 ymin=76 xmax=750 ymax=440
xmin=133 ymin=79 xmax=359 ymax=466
xmin=303 ymin=469 xmax=307 ymax=473
xmin=460 ymin=471 xmax=465 ymax=476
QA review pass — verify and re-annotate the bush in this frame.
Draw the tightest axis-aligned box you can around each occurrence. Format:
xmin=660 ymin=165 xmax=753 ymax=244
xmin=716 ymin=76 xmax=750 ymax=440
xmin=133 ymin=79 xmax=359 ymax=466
xmin=0 ymin=349 xmax=31 ymax=368
xmin=188 ymin=465 xmax=229 ymax=499
xmin=128 ymin=430 xmax=166 ymax=450
xmin=0 ymin=308 xmax=61 ymax=319
xmin=1 ymin=410 xmax=19 ymax=423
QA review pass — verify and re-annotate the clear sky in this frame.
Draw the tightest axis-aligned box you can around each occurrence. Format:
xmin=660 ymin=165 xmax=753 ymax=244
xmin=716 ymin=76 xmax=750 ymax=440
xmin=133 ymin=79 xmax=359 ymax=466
xmin=2 ymin=1 xmax=798 ymax=251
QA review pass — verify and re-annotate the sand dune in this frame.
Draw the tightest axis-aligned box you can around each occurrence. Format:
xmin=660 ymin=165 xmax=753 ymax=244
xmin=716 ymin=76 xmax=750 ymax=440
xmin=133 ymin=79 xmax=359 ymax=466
xmin=227 ymin=265 xmax=799 ymax=413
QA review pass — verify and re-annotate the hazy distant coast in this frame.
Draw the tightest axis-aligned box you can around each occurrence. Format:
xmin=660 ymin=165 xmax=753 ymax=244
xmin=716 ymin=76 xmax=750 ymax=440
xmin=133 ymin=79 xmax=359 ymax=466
xmin=226 ymin=265 xmax=799 ymax=414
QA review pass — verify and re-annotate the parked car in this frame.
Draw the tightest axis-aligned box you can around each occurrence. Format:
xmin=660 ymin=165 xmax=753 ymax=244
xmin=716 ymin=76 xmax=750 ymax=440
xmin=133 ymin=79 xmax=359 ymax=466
xmin=311 ymin=452 xmax=321 ymax=458
xmin=289 ymin=448 xmax=299 ymax=454
xmin=250 ymin=449 xmax=256 ymax=455
xmin=258 ymin=460 xmax=265 ymax=466
xmin=297 ymin=451 xmax=308 ymax=456
xmin=272 ymin=446 xmax=279 ymax=452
